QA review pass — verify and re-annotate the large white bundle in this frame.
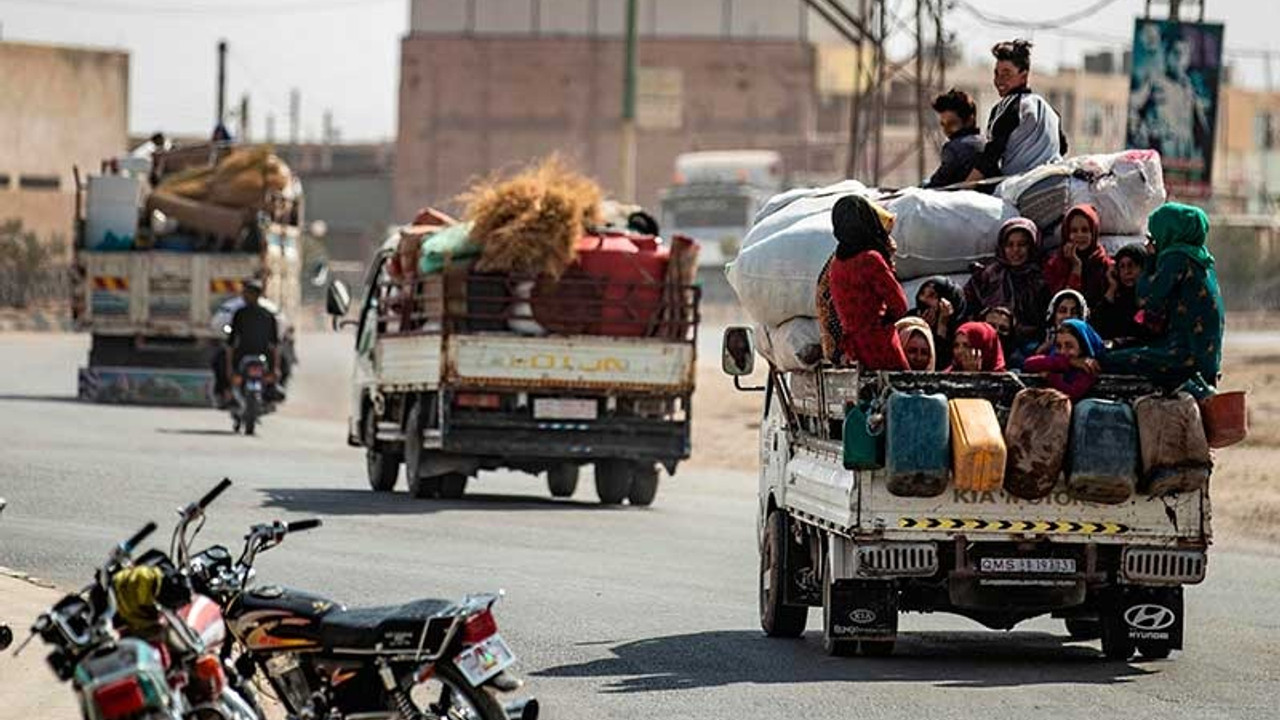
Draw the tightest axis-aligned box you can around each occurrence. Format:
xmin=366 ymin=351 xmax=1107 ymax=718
xmin=742 ymin=179 xmax=868 ymax=251
xmin=885 ymin=189 xmax=1020 ymax=280
xmin=756 ymin=317 xmax=824 ymax=371
xmin=726 ymin=211 xmax=836 ymax=327
xmin=998 ymin=150 xmax=1166 ymax=235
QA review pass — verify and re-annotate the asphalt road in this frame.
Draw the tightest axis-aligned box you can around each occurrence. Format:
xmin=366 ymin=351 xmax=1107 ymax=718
xmin=1 ymin=332 xmax=1278 ymax=719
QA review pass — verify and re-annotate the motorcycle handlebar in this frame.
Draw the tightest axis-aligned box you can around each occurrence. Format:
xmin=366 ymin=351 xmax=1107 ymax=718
xmin=197 ymin=478 xmax=233 ymax=510
xmin=122 ymin=522 xmax=157 ymax=554
xmin=286 ymin=518 xmax=322 ymax=533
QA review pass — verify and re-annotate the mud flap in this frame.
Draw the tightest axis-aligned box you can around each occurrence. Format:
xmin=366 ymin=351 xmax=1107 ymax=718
xmin=826 ymin=580 xmax=898 ymax=642
xmin=1120 ymin=586 xmax=1184 ymax=650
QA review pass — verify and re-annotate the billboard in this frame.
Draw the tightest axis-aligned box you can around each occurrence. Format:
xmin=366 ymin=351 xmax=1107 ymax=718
xmin=1126 ymin=19 xmax=1225 ymax=197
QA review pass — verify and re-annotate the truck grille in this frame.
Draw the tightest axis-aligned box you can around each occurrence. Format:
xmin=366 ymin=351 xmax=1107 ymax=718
xmin=856 ymin=543 xmax=938 ymax=577
xmin=1122 ymin=548 xmax=1206 ymax=585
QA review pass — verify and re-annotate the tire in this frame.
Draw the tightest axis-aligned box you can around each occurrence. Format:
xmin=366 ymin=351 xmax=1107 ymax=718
xmin=244 ymin=417 xmax=256 ymax=436
xmin=626 ymin=464 xmax=660 ymax=507
xmin=408 ymin=475 xmax=442 ymax=500
xmin=594 ymin=460 xmax=633 ymax=505
xmin=760 ymin=511 xmax=807 ymax=638
xmin=404 ymin=399 xmax=429 ymax=497
xmin=547 ymin=464 xmax=580 ymax=498
xmin=1065 ymin=618 xmax=1102 ymax=641
xmin=438 ymin=473 xmax=469 ymax=500
xmin=822 ymin=569 xmax=856 ymax=657
xmin=1137 ymin=642 xmax=1172 ymax=660
xmin=364 ymin=411 xmax=400 ymax=492
xmin=415 ymin=662 xmax=507 ymax=720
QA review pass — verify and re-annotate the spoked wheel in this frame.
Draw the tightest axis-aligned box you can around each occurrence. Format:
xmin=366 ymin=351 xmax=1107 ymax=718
xmin=410 ymin=662 xmax=507 ymax=720
xmin=760 ymin=511 xmax=807 ymax=638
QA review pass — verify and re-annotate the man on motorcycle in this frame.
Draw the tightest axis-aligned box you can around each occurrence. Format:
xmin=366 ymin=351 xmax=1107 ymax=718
xmin=223 ymin=280 xmax=283 ymax=404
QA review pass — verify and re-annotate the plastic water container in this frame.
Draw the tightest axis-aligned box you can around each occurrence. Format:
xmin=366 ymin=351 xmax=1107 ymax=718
xmin=1067 ymin=399 xmax=1139 ymax=504
xmin=843 ymin=403 xmax=884 ymax=470
xmin=1003 ymin=388 xmax=1072 ymax=500
xmin=1134 ymin=392 xmax=1211 ymax=497
xmin=1200 ymin=390 xmax=1247 ymax=448
xmin=85 ymin=175 xmax=142 ymax=250
xmin=948 ymin=398 xmax=1006 ymax=492
xmin=885 ymin=392 xmax=950 ymax=497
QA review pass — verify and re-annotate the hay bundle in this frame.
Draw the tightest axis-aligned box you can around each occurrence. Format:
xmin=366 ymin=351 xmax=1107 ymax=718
xmin=156 ymin=145 xmax=292 ymax=210
xmin=461 ymin=156 xmax=602 ymax=278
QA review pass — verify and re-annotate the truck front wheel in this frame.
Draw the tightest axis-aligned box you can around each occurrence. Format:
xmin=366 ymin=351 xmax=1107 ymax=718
xmin=594 ymin=460 xmax=633 ymax=505
xmin=627 ymin=464 xmax=660 ymax=507
xmin=760 ymin=511 xmax=807 ymax=638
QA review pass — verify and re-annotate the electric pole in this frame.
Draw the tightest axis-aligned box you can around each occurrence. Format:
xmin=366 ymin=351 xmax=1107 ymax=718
xmin=216 ymin=40 xmax=228 ymax=128
xmin=238 ymin=94 xmax=250 ymax=142
xmin=620 ymin=0 xmax=638 ymax=203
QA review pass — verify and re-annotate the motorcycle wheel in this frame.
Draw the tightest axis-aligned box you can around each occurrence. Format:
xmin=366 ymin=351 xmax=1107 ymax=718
xmin=411 ymin=661 xmax=507 ymax=720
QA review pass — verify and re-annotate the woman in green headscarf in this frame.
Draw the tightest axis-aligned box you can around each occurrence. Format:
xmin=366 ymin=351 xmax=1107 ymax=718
xmin=1101 ymin=202 xmax=1224 ymax=391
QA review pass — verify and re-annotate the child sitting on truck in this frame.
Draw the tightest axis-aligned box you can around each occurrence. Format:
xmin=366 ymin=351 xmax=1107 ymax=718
xmin=949 ymin=321 xmax=1006 ymax=372
xmin=1023 ymin=318 xmax=1104 ymax=400
xmin=823 ymin=195 xmax=910 ymax=370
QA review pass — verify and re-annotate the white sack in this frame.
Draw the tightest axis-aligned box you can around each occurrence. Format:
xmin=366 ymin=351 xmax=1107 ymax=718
xmin=757 ymin=317 xmax=824 ymax=372
xmin=742 ymin=179 xmax=869 ymax=251
xmin=885 ymin=189 xmax=1021 ymax=280
xmin=1099 ymin=235 xmax=1146 ymax=256
xmin=726 ymin=212 xmax=836 ymax=327
xmin=998 ymin=150 xmax=1167 ymax=236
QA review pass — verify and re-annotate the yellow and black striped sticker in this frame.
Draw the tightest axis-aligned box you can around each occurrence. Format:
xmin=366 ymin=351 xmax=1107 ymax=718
xmin=897 ymin=517 xmax=1130 ymax=534
xmin=92 ymin=276 xmax=129 ymax=291
xmin=210 ymin=278 xmax=244 ymax=294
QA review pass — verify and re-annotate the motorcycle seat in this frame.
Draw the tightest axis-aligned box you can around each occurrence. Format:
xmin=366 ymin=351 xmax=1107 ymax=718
xmin=319 ymin=598 xmax=457 ymax=651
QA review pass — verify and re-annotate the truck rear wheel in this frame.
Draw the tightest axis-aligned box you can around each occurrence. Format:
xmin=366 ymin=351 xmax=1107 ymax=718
xmin=821 ymin=571 xmax=857 ymax=657
xmin=1100 ymin=612 xmax=1135 ymax=661
xmin=365 ymin=412 xmax=400 ymax=492
xmin=627 ymin=464 xmax=660 ymax=507
xmin=760 ymin=511 xmax=807 ymax=638
xmin=594 ymin=460 xmax=633 ymax=505
xmin=547 ymin=464 xmax=580 ymax=498
xmin=438 ymin=473 xmax=469 ymax=500
xmin=1065 ymin=618 xmax=1102 ymax=640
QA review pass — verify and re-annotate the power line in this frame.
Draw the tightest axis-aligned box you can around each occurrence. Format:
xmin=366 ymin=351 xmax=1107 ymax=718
xmin=955 ymin=0 xmax=1125 ymax=31
xmin=0 ymin=0 xmax=397 ymax=15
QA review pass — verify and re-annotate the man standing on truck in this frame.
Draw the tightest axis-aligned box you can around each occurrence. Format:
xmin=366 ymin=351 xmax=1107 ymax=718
xmin=223 ymin=280 xmax=282 ymax=403
xmin=923 ymin=89 xmax=985 ymax=188
xmin=965 ymin=39 xmax=1068 ymax=182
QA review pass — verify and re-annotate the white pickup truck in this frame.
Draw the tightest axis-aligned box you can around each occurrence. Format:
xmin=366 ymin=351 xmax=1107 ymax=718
xmin=722 ymin=326 xmax=1208 ymax=660
xmin=327 ymin=235 xmax=700 ymax=506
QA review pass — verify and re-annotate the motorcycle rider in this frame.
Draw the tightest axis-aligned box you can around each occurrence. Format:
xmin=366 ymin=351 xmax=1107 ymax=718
xmin=223 ymin=280 xmax=283 ymax=403
xmin=211 ymin=281 xmax=293 ymax=407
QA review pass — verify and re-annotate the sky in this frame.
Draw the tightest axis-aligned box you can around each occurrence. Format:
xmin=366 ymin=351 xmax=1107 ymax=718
xmin=0 ymin=0 xmax=1275 ymax=143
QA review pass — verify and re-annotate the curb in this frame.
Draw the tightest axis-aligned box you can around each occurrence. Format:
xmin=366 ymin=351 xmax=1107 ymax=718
xmin=0 ymin=566 xmax=58 ymax=590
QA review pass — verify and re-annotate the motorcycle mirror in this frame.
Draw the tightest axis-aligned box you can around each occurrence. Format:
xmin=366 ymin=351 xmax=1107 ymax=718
xmin=326 ymin=279 xmax=351 ymax=318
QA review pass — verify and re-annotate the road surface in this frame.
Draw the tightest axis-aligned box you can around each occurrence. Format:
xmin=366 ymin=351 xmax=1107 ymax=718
xmin=1 ymin=332 xmax=1277 ymax=719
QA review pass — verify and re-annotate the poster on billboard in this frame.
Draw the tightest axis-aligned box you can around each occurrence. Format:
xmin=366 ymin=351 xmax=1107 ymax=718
xmin=1126 ymin=19 xmax=1225 ymax=197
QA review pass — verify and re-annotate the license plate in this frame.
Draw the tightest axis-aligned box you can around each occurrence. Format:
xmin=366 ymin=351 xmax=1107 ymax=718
xmin=980 ymin=557 xmax=1077 ymax=574
xmin=533 ymin=398 xmax=597 ymax=421
xmin=453 ymin=634 xmax=516 ymax=687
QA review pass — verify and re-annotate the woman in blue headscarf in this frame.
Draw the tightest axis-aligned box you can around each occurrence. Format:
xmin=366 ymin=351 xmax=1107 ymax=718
xmin=1023 ymin=318 xmax=1106 ymax=400
xmin=1101 ymin=202 xmax=1224 ymax=391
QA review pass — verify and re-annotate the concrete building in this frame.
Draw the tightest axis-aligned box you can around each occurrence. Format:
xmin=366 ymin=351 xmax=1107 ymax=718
xmin=396 ymin=0 xmax=853 ymax=218
xmin=0 ymin=41 xmax=129 ymax=251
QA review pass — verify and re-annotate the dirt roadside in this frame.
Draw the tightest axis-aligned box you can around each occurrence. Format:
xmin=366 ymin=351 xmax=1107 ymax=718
xmin=0 ymin=571 xmax=76 ymax=718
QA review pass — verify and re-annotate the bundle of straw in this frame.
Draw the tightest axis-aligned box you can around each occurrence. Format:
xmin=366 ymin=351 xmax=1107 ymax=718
xmin=461 ymin=156 xmax=602 ymax=279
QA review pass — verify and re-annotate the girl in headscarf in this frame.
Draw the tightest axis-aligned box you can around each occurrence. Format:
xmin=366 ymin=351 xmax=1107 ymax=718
xmin=963 ymin=217 xmax=1049 ymax=352
xmin=948 ymin=321 xmax=1006 ymax=372
xmin=895 ymin=317 xmax=936 ymax=371
xmin=911 ymin=276 xmax=967 ymax=369
xmin=1029 ymin=288 xmax=1090 ymax=356
xmin=1092 ymin=243 xmax=1151 ymax=344
xmin=1044 ymin=203 xmax=1113 ymax=307
xmin=821 ymin=195 xmax=910 ymax=370
xmin=1023 ymin=318 xmax=1106 ymax=400
xmin=1102 ymin=203 xmax=1225 ymax=390
xmin=980 ymin=305 xmax=1025 ymax=369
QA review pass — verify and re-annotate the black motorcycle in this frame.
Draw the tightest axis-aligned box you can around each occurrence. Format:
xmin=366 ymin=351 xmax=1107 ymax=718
xmin=230 ymin=355 xmax=277 ymax=436
xmin=179 ymin=483 xmax=538 ymax=720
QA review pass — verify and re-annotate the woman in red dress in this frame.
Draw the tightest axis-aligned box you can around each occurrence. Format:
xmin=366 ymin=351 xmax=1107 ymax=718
xmin=823 ymin=195 xmax=910 ymax=370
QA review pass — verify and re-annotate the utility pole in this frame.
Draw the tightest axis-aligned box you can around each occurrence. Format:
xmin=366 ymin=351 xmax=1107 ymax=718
xmin=289 ymin=88 xmax=301 ymax=145
xmin=238 ymin=94 xmax=250 ymax=142
xmin=216 ymin=40 xmax=228 ymax=128
xmin=620 ymin=0 xmax=638 ymax=203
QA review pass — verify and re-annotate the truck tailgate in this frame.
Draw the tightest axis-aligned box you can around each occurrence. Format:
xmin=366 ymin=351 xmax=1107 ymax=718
xmin=861 ymin=480 xmax=1205 ymax=545
xmin=446 ymin=335 xmax=695 ymax=393
xmin=376 ymin=334 xmax=444 ymax=389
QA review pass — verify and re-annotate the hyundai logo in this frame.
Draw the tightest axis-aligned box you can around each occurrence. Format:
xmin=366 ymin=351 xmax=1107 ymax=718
xmin=1124 ymin=604 xmax=1176 ymax=631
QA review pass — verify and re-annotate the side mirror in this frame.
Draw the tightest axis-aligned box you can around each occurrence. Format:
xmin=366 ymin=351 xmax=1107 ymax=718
xmin=326 ymin=280 xmax=351 ymax=318
xmin=722 ymin=325 xmax=757 ymax=376
xmin=308 ymin=260 xmax=330 ymax=287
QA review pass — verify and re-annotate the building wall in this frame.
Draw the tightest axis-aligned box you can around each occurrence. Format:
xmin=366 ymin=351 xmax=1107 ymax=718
xmin=0 ymin=41 xmax=129 ymax=251
xmin=395 ymin=33 xmax=816 ymax=217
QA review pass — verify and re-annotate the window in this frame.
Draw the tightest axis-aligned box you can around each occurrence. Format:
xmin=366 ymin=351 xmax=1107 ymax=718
xmin=18 ymin=175 xmax=60 ymax=191
xmin=1255 ymin=112 xmax=1275 ymax=150
xmin=0 ymin=174 xmax=10 ymax=189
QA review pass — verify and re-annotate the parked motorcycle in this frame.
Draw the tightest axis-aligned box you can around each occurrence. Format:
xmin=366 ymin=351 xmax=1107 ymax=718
xmin=230 ymin=354 xmax=278 ymax=436
xmin=176 ymin=479 xmax=538 ymax=720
